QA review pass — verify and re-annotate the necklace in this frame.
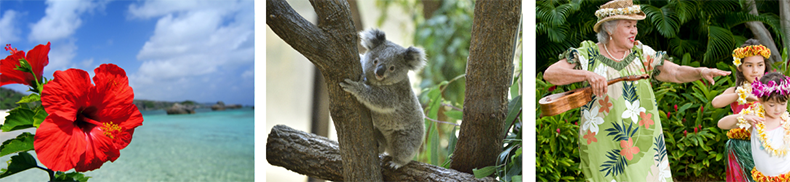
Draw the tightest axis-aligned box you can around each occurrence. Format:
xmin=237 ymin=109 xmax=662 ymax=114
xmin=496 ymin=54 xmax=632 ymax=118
xmin=603 ymin=43 xmax=629 ymax=61
xmin=754 ymin=103 xmax=790 ymax=157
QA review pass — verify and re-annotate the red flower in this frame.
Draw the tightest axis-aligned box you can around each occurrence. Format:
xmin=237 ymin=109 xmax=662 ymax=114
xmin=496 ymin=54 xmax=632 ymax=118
xmin=548 ymin=85 xmax=557 ymax=92
xmin=556 ymin=128 xmax=560 ymax=134
xmin=35 ymin=64 xmax=143 ymax=172
xmin=667 ymin=112 xmax=671 ymax=119
xmin=683 ymin=130 xmax=688 ymax=137
xmin=598 ymin=96 xmax=612 ymax=113
xmin=620 ymin=138 xmax=640 ymax=160
xmin=694 ymin=127 xmax=698 ymax=133
xmin=583 ymin=130 xmax=597 ymax=145
xmin=0 ymin=42 xmax=50 ymax=87
xmin=674 ymin=105 xmax=678 ymax=111
xmin=639 ymin=112 xmax=654 ymax=129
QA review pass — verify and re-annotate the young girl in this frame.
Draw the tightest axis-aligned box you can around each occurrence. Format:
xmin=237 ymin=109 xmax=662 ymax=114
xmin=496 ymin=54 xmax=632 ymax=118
xmin=712 ymin=39 xmax=771 ymax=181
xmin=718 ymin=72 xmax=790 ymax=181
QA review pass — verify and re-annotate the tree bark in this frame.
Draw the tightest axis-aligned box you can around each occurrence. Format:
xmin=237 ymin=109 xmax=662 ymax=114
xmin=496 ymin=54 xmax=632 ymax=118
xmin=267 ymin=0 xmax=382 ymax=181
xmin=422 ymin=0 xmax=442 ymax=20
xmin=780 ymin=0 xmax=790 ymax=60
xmin=267 ymin=125 xmax=496 ymax=182
xmin=744 ymin=0 xmax=782 ymax=64
xmin=451 ymin=0 xmax=520 ymax=174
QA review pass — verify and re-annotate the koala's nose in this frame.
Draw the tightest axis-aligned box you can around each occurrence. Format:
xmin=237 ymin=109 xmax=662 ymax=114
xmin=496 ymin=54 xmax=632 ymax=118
xmin=375 ymin=64 xmax=386 ymax=77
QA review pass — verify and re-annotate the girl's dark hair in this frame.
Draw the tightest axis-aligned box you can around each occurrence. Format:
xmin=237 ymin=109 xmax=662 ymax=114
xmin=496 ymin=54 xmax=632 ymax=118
xmin=758 ymin=72 xmax=789 ymax=103
xmin=735 ymin=39 xmax=771 ymax=87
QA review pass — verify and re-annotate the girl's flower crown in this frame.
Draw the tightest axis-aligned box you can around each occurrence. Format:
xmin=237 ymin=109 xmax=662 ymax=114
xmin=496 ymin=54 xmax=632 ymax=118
xmin=752 ymin=76 xmax=790 ymax=98
xmin=732 ymin=45 xmax=771 ymax=67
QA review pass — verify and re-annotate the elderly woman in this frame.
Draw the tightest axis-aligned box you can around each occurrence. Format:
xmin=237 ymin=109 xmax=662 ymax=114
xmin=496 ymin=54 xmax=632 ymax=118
xmin=543 ymin=0 xmax=730 ymax=181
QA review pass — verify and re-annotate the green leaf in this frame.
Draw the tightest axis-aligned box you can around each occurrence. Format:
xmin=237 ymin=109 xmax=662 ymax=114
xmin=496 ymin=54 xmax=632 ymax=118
xmin=429 ymin=121 xmax=439 ymax=165
xmin=0 ymin=152 xmax=38 ymax=179
xmin=55 ymin=171 xmax=91 ymax=182
xmin=444 ymin=110 xmax=463 ymax=121
xmin=0 ymin=132 xmax=34 ymax=157
xmin=447 ymin=126 xmax=458 ymax=156
xmin=16 ymin=94 xmax=40 ymax=104
xmin=33 ymin=105 xmax=47 ymax=128
xmin=504 ymin=95 xmax=522 ymax=135
xmin=511 ymin=175 xmax=522 ymax=182
xmin=472 ymin=165 xmax=498 ymax=178
xmin=1 ymin=106 xmax=36 ymax=132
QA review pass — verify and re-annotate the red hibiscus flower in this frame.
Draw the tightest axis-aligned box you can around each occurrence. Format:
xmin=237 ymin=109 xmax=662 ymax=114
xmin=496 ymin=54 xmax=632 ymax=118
xmin=620 ymin=138 xmax=640 ymax=160
xmin=0 ymin=42 xmax=50 ymax=87
xmin=35 ymin=64 xmax=143 ymax=172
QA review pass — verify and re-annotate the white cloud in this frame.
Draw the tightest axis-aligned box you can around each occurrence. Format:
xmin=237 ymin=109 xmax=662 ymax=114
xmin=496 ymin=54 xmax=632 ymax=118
xmin=45 ymin=39 xmax=78 ymax=72
xmin=28 ymin=0 xmax=96 ymax=42
xmin=0 ymin=10 xmax=20 ymax=44
xmin=127 ymin=0 xmax=254 ymax=105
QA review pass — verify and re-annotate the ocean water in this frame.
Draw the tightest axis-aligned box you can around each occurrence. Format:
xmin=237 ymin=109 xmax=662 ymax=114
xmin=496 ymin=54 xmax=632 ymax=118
xmin=0 ymin=108 xmax=255 ymax=182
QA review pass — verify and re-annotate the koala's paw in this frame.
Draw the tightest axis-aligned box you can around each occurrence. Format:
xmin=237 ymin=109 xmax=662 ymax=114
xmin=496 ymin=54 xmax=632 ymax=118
xmin=339 ymin=78 xmax=362 ymax=94
xmin=388 ymin=160 xmax=408 ymax=170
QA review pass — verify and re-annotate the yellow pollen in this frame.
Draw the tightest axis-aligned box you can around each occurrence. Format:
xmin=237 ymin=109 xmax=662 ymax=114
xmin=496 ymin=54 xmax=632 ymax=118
xmin=102 ymin=122 xmax=122 ymax=139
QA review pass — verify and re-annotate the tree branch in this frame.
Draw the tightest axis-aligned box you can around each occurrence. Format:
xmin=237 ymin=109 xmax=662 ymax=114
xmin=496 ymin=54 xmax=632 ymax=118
xmin=266 ymin=0 xmax=382 ymax=181
xmin=267 ymin=125 xmax=496 ymax=182
xmin=452 ymin=0 xmax=521 ymax=174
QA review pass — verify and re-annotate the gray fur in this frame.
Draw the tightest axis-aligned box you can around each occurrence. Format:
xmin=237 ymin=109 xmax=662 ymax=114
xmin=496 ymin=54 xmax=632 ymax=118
xmin=339 ymin=29 xmax=426 ymax=169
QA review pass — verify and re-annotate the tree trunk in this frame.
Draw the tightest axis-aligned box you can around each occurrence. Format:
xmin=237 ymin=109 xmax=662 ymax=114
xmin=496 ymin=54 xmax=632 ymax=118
xmin=267 ymin=125 xmax=497 ymax=182
xmin=451 ymin=0 xmax=520 ymax=174
xmin=744 ymin=0 xmax=782 ymax=64
xmin=422 ymin=0 xmax=442 ymax=20
xmin=266 ymin=0 xmax=382 ymax=181
xmin=780 ymin=0 xmax=790 ymax=60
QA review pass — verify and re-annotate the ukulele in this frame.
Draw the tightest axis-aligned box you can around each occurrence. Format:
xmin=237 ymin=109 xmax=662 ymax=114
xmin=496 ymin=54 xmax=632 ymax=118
xmin=539 ymin=74 xmax=650 ymax=117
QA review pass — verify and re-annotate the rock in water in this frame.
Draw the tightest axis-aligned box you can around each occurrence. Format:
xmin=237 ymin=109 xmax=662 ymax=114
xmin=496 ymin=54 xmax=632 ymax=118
xmin=166 ymin=103 xmax=195 ymax=115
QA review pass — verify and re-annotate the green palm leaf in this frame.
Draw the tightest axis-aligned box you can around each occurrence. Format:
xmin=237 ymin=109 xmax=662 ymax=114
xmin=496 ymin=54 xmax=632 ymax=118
xmin=668 ymin=37 xmax=700 ymax=58
xmin=536 ymin=0 xmax=581 ymax=27
xmin=642 ymin=4 xmax=680 ymax=38
xmin=704 ymin=26 xmax=735 ymax=64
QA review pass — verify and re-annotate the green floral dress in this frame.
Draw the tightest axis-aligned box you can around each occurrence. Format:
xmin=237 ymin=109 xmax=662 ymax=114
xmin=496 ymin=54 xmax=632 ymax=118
xmin=560 ymin=40 xmax=673 ymax=182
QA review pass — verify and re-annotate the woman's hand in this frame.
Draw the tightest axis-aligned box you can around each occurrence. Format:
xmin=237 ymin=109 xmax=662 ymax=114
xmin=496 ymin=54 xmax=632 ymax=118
xmin=699 ymin=68 xmax=731 ymax=85
xmin=585 ymin=71 xmax=607 ymax=97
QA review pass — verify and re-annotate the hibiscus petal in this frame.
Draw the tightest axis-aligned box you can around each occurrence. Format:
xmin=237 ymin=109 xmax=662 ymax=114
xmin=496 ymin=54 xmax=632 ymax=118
xmin=92 ymin=64 xmax=134 ymax=108
xmin=0 ymin=52 xmax=29 ymax=86
xmin=25 ymin=42 xmax=50 ymax=80
xmin=42 ymin=69 xmax=93 ymax=122
xmin=34 ymin=117 xmax=87 ymax=172
xmin=74 ymin=127 xmax=119 ymax=172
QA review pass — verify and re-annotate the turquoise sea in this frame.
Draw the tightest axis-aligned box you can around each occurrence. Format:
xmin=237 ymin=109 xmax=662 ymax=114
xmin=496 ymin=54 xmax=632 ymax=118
xmin=0 ymin=108 xmax=255 ymax=182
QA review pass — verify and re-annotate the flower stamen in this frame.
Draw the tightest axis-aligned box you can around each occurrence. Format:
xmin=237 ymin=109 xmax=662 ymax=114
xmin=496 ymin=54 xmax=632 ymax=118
xmin=102 ymin=122 xmax=122 ymax=139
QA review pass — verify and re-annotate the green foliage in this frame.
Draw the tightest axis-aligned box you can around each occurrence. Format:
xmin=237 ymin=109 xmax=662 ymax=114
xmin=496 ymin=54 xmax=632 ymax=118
xmin=537 ymin=0 xmax=786 ymax=73
xmin=1 ymin=104 xmax=45 ymax=132
xmin=0 ymin=132 xmax=34 ymax=157
xmin=535 ymin=73 xmax=582 ymax=181
xmin=413 ymin=0 xmax=474 ymax=105
xmin=0 ymin=88 xmax=25 ymax=110
xmin=54 ymin=171 xmax=91 ymax=182
xmin=535 ymin=61 xmax=738 ymax=180
xmin=0 ymin=152 xmax=38 ymax=179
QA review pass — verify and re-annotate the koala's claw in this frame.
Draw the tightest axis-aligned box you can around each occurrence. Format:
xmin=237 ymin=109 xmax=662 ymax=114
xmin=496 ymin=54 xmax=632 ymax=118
xmin=388 ymin=161 xmax=406 ymax=169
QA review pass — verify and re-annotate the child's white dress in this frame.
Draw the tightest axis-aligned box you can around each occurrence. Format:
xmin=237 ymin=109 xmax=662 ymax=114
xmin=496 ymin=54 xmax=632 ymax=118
xmin=751 ymin=122 xmax=790 ymax=176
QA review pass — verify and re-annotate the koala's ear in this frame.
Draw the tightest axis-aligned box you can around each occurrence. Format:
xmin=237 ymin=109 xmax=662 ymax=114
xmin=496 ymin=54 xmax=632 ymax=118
xmin=359 ymin=29 xmax=386 ymax=50
xmin=403 ymin=46 xmax=426 ymax=70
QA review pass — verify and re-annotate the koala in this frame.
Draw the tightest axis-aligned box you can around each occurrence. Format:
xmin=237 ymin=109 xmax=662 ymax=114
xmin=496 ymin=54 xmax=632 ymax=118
xmin=338 ymin=29 xmax=426 ymax=169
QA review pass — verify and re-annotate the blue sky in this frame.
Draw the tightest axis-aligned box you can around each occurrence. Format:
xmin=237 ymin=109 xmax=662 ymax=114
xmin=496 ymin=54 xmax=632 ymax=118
xmin=0 ymin=0 xmax=255 ymax=106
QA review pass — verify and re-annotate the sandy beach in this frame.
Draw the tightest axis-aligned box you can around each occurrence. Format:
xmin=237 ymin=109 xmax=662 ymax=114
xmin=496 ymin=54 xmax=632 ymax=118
xmin=0 ymin=109 xmax=37 ymax=142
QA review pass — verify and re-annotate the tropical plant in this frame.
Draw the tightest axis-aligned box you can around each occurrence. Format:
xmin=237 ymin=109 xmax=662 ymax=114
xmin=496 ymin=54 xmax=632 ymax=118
xmin=537 ymin=0 xmax=786 ymax=73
